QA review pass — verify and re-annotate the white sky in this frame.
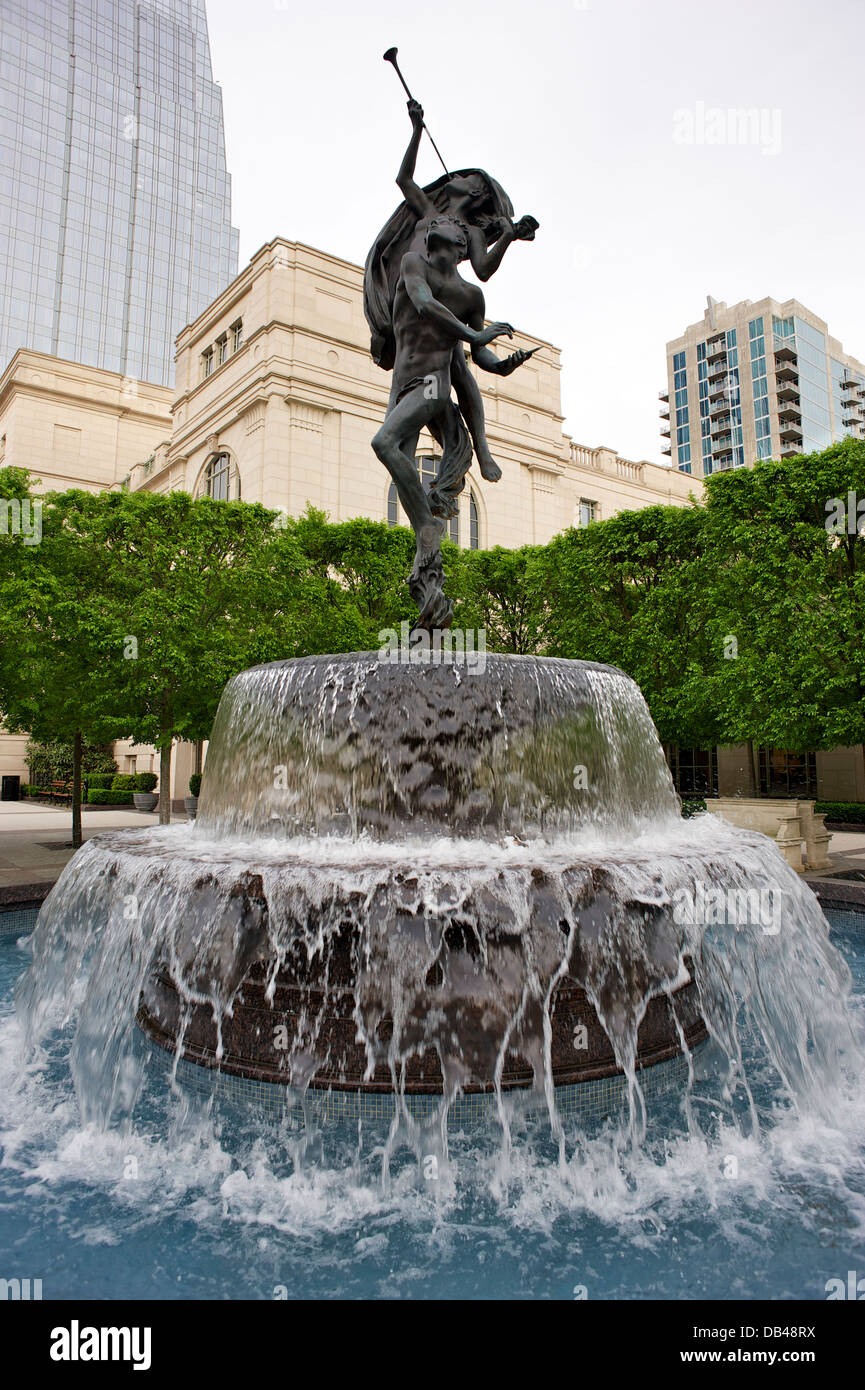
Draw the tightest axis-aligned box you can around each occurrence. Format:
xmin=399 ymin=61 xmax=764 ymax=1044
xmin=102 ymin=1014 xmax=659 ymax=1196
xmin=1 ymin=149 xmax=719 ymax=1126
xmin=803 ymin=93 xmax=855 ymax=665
xmin=205 ymin=0 xmax=865 ymax=466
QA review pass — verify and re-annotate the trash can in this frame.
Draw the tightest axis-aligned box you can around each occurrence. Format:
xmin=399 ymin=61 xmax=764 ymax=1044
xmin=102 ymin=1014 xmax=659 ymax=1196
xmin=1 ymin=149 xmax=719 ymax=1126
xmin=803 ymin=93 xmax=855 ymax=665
xmin=1 ymin=775 xmax=20 ymax=801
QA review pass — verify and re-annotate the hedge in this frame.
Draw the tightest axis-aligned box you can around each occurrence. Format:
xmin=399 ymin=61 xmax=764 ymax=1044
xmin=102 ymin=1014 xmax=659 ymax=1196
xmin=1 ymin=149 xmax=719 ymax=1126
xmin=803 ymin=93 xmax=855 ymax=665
xmin=815 ymin=802 xmax=865 ymax=824
xmin=681 ymin=797 xmax=707 ymax=819
xmin=87 ymin=789 xmax=134 ymax=805
xmin=87 ymin=774 xmax=114 ymax=790
xmin=111 ymin=774 xmax=137 ymax=792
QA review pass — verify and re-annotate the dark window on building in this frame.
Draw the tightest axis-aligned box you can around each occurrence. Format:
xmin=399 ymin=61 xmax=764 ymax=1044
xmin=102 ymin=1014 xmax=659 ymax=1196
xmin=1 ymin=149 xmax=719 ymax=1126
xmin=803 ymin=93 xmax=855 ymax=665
xmin=387 ymin=483 xmax=398 ymax=527
xmin=758 ymin=748 xmax=817 ymax=797
xmin=469 ymin=492 xmax=479 ymax=550
xmin=666 ymin=746 xmax=718 ymax=797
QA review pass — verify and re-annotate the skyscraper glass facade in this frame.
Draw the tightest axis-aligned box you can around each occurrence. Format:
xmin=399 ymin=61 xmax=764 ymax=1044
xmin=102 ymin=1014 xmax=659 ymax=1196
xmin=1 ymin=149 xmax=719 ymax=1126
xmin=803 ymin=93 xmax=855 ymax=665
xmin=0 ymin=0 xmax=238 ymax=386
xmin=749 ymin=316 xmax=772 ymax=460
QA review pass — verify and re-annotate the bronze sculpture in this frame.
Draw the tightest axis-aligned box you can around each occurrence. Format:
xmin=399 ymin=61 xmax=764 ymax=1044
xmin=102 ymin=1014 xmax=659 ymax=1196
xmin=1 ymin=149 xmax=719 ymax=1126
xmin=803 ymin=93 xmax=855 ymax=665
xmin=364 ymin=60 xmax=539 ymax=631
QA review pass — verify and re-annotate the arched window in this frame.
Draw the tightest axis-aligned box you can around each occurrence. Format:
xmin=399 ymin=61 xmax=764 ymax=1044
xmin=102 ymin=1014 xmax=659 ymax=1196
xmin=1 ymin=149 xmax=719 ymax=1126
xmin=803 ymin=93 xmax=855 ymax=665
xmin=199 ymin=452 xmax=239 ymax=501
xmin=387 ymin=456 xmax=458 ymax=544
xmin=469 ymin=491 xmax=480 ymax=550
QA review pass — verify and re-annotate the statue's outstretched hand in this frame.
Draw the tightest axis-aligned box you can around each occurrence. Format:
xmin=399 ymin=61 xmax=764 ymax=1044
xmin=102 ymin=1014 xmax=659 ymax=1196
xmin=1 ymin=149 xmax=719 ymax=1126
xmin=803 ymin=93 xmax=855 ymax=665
xmin=513 ymin=215 xmax=539 ymax=241
xmin=499 ymin=346 xmax=538 ymax=375
xmin=475 ymin=321 xmax=514 ymax=347
xmin=408 ymin=99 xmax=424 ymax=130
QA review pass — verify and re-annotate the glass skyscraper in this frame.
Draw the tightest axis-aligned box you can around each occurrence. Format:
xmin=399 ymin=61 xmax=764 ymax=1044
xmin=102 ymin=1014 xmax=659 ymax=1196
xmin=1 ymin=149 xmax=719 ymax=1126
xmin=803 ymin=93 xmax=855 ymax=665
xmin=0 ymin=0 xmax=238 ymax=387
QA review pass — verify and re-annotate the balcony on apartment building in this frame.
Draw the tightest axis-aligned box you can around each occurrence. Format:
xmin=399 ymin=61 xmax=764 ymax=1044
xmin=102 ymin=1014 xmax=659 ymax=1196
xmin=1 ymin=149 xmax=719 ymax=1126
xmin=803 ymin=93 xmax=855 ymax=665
xmin=773 ymin=337 xmax=798 ymax=363
xmin=775 ymin=362 xmax=800 ymax=387
xmin=779 ymin=421 xmax=804 ymax=453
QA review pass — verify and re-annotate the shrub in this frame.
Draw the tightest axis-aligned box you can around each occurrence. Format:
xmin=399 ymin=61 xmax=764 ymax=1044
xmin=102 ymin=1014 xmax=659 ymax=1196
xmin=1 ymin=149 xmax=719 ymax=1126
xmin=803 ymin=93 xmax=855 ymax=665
xmin=134 ymin=772 xmax=158 ymax=792
xmin=681 ymin=797 xmax=707 ymax=819
xmin=26 ymin=738 xmax=117 ymax=783
xmin=87 ymin=788 xmax=134 ymax=805
xmin=188 ymin=773 xmax=203 ymax=798
xmin=87 ymin=774 xmax=114 ymax=790
xmin=111 ymin=774 xmax=137 ymax=792
xmin=815 ymin=801 xmax=865 ymax=824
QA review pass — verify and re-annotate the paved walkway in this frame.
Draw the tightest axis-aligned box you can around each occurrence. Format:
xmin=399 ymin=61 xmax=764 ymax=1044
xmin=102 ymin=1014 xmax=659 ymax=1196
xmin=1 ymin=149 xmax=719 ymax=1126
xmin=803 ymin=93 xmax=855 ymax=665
xmin=0 ymin=800 xmax=185 ymax=891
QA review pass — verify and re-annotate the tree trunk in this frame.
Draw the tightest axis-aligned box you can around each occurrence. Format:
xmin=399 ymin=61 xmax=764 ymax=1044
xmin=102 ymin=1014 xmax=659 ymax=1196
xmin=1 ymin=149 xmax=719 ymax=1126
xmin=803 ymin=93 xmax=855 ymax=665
xmin=194 ymin=740 xmax=203 ymax=775
xmin=158 ymin=740 xmax=172 ymax=825
xmin=71 ymin=728 xmax=83 ymax=849
xmin=748 ymin=739 xmax=761 ymax=797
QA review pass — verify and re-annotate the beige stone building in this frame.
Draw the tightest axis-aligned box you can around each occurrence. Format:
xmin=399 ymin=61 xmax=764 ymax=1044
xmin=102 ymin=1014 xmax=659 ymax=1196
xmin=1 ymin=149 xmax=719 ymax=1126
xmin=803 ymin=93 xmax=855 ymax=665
xmin=0 ymin=351 xmax=173 ymax=495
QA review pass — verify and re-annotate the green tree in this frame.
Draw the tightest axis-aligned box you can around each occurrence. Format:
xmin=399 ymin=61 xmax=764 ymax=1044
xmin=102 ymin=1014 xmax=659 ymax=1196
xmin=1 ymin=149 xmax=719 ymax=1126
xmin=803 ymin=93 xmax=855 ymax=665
xmin=702 ymin=438 xmax=865 ymax=763
xmin=284 ymin=508 xmax=416 ymax=651
xmin=448 ymin=544 xmax=550 ymax=654
xmin=0 ymin=470 xmax=119 ymax=845
xmin=539 ymin=505 xmax=720 ymax=747
xmin=57 ymin=488 xmax=317 ymax=822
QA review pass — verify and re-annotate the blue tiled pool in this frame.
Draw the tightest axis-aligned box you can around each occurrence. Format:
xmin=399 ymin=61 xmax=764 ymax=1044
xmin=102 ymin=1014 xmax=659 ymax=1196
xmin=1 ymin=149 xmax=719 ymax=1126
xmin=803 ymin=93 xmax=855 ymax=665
xmin=0 ymin=904 xmax=863 ymax=1301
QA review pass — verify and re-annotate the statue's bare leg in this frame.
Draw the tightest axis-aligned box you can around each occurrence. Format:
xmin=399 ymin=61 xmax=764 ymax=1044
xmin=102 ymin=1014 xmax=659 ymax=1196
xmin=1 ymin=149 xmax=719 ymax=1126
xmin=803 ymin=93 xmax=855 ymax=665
xmin=372 ymin=385 xmax=453 ymax=630
xmin=452 ymin=348 xmax=502 ymax=482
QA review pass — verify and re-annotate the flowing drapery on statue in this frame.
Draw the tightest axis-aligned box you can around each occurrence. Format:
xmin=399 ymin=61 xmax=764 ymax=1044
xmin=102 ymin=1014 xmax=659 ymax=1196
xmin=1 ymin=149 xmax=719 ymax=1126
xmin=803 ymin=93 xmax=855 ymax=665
xmin=363 ymin=95 xmax=539 ymax=631
xmin=364 ymin=168 xmax=519 ymax=372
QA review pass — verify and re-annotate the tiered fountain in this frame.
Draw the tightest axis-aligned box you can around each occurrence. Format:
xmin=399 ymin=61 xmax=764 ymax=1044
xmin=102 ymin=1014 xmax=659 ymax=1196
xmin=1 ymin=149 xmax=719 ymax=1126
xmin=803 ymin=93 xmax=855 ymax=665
xmin=19 ymin=651 xmax=846 ymax=1134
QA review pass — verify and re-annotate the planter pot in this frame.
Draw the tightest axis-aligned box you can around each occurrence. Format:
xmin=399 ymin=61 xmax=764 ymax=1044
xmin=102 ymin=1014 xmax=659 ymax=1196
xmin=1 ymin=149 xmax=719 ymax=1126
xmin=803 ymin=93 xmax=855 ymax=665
xmin=184 ymin=796 xmax=198 ymax=820
xmin=133 ymin=792 xmax=159 ymax=812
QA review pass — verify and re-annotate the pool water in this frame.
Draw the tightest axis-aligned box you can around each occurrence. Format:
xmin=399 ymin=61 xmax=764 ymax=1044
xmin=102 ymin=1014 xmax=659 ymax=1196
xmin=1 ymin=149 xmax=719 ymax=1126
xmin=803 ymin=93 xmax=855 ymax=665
xmin=1 ymin=907 xmax=864 ymax=1301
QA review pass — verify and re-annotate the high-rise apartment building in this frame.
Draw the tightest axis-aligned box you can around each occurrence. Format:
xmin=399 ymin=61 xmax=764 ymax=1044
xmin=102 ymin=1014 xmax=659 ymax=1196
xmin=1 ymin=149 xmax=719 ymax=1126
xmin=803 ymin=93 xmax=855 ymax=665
xmin=0 ymin=0 xmax=238 ymax=387
xmin=661 ymin=297 xmax=865 ymax=478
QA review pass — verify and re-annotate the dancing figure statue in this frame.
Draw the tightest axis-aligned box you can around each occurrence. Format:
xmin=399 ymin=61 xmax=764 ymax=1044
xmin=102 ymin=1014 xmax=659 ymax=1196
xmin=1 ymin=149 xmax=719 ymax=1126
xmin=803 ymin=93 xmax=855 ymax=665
xmin=364 ymin=67 xmax=539 ymax=631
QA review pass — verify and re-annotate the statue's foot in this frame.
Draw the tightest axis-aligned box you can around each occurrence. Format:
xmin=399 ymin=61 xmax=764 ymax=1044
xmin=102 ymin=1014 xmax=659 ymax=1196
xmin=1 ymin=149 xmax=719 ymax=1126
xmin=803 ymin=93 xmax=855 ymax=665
xmin=478 ymin=453 xmax=502 ymax=483
xmin=414 ymin=589 xmax=454 ymax=633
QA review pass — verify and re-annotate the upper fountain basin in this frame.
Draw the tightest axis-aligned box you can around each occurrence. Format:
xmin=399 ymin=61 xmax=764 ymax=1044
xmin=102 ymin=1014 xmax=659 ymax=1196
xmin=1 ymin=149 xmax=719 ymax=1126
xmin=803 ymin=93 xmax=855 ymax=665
xmin=195 ymin=652 xmax=680 ymax=841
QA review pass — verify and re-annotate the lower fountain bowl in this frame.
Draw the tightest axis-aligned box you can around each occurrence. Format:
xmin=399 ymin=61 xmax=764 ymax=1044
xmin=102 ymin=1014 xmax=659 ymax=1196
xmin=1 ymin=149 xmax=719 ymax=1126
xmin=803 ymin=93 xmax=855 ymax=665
xmin=136 ymin=949 xmax=707 ymax=1097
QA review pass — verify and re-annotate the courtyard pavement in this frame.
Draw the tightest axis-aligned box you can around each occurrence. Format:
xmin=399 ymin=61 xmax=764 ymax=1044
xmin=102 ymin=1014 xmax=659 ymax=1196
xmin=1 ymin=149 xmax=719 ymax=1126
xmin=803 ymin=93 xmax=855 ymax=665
xmin=0 ymin=799 xmax=186 ymax=892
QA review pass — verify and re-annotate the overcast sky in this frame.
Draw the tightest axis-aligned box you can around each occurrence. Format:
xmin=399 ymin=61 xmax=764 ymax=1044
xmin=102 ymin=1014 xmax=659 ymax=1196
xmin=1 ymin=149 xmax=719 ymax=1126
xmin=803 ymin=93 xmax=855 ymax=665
xmin=205 ymin=0 xmax=865 ymax=467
